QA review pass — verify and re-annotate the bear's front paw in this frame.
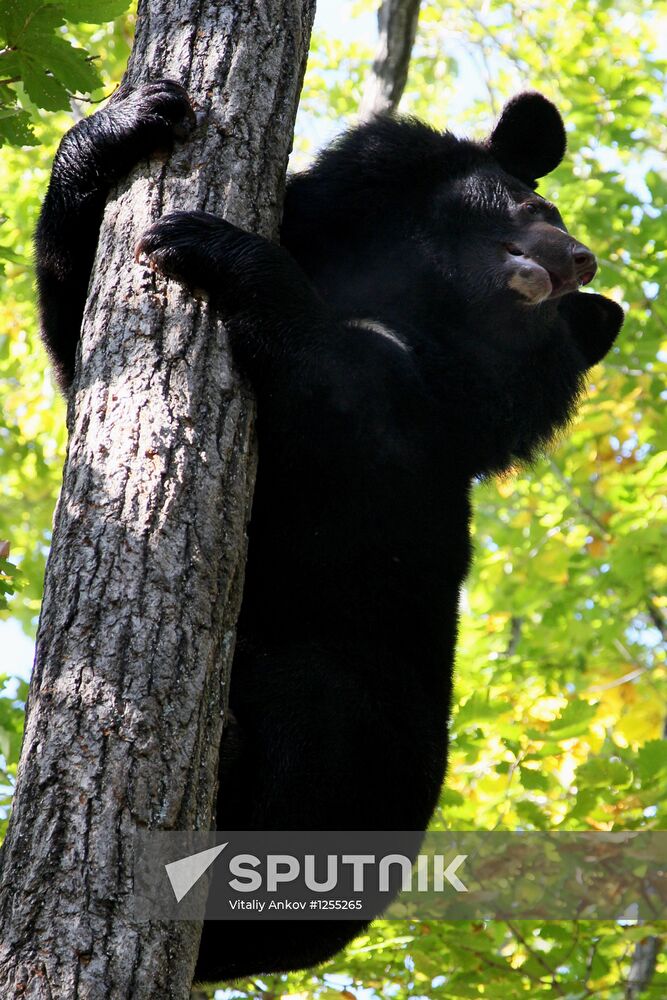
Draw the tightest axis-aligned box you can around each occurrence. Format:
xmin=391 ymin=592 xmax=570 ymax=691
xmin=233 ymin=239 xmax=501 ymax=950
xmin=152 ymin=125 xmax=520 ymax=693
xmin=137 ymin=212 xmax=302 ymax=315
xmin=107 ymin=79 xmax=196 ymax=140
xmin=68 ymin=80 xmax=196 ymax=183
xmin=136 ymin=210 xmax=241 ymax=289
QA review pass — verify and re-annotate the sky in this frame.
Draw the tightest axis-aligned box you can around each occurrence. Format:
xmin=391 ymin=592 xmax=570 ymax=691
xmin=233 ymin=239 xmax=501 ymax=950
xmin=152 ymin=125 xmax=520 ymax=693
xmin=317 ymin=0 xmax=375 ymax=40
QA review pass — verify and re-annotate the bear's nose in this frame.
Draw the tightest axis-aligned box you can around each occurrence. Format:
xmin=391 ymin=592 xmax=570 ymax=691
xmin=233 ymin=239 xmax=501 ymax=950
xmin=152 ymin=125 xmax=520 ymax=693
xmin=572 ymin=245 xmax=597 ymax=285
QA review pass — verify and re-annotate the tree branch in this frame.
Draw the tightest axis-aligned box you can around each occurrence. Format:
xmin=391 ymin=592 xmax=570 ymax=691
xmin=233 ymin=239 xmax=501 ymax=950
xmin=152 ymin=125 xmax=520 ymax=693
xmin=506 ymin=921 xmax=567 ymax=995
xmin=358 ymin=0 xmax=421 ymax=119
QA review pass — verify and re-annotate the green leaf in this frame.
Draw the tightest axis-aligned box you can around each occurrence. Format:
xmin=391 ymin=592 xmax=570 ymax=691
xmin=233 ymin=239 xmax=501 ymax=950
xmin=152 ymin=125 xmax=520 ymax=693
xmin=65 ymin=0 xmax=132 ymax=22
xmin=0 ymin=243 xmax=26 ymax=264
xmin=515 ymin=800 xmax=549 ymax=830
xmin=576 ymin=758 xmax=633 ymax=789
xmin=454 ymin=692 xmax=508 ymax=729
xmin=547 ymin=699 xmax=598 ymax=740
xmin=15 ymin=54 xmax=71 ymax=110
xmin=22 ymin=35 xmax=101 ymax=95
xmin=519 ymin=765 xmax=550 ymax=792
xmin=439 ymin=787 xmax=465 ymax=807
xmin=636 ymin=740 xmax=667 ymax=785
xmin=0 ymin=0 xmax=64 ymax=45
xmin=0 ymin=108 xmax=36 ymax=146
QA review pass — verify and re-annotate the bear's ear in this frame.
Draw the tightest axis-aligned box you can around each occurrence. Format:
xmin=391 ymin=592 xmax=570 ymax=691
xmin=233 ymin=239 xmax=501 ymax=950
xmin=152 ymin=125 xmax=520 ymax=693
xmin=487 ymin=92 xmax=566 ymax=186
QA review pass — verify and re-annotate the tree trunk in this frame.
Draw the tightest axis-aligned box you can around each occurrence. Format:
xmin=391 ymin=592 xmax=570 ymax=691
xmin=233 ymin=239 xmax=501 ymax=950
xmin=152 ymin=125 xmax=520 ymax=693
xmin=0 ymin=1 xmax=314 ymax=997
xmin=626 ymin=935 xmax=662 ymax=1000
xmin=358 ymin=0 xmax=421 ymax=119
xmin=624 ymin=697 xmax=667 ymax=998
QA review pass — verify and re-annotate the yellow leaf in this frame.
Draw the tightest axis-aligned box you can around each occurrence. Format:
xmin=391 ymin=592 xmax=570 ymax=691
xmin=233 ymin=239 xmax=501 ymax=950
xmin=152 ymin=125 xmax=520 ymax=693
xmin=529 ymin=697 xmax=567 ymax=722
xmin=496 ymin=478 xmax=515 ymax=498
xmin=617 ymin=704 xmax=664 ymax=743
xmin=587 ymin=538 xmax=607 ymax=558
xmin=486 ymin=612 xmax=510 ymax=633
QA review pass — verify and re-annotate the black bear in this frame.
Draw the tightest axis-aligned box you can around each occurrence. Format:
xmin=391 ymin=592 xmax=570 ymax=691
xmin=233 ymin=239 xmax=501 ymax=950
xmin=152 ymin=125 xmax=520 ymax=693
xmin=35 ymin=81 xmax=623 ymax=982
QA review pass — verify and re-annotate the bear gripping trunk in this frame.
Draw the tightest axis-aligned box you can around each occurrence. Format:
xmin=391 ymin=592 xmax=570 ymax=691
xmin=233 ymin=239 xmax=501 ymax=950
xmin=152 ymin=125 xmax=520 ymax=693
xmin=0 ymin=2 xmax=314 ymax=997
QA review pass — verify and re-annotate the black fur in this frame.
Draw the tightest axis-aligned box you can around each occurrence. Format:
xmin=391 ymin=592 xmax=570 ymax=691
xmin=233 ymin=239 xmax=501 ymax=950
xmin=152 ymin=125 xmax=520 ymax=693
xmin=35 ymin=80 xmax=195 ymax=389
xmin=35 ymin=83 xmax=623 ymax=982
xmin=486 ymin=91 xmax=566 ymax=186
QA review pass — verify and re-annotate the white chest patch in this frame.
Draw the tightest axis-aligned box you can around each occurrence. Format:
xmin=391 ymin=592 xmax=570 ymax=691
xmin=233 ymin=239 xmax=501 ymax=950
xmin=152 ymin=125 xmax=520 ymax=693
xmin=346 ymin=318 xmax=411 ymax=352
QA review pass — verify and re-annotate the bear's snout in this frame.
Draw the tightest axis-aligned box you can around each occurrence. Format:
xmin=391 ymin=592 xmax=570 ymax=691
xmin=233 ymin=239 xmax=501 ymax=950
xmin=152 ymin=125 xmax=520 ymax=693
xmin=508 ymin=223 xmax=598 ymax=301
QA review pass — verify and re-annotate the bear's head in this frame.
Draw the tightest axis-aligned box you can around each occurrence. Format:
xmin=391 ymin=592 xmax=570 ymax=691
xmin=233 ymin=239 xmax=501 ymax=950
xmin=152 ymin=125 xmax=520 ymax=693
xmin=283 ymin=91 xmax=622 ymax=362
xmin=446 ymin=92 xmax=598 ymax=310
xmin=428 ymin=93 xmax=597 ymax=309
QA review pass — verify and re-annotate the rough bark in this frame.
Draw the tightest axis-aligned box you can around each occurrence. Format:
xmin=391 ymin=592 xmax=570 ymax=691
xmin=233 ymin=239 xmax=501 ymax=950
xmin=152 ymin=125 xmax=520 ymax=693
xmin=358 ymin=0 xmax=421 ymax=119
xmin=0 ymin=1 xmax=314 ymax=997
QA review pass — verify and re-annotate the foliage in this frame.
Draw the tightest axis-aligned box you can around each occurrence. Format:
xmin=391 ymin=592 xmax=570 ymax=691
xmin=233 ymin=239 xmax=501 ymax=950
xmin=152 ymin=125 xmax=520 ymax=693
xmin=0 ymin=0 xmax=131 ymax=145
xmin=0 ymin=0 xmax=665 ymax=994
xmin=0 ymin=674 xmax=27 ymax=835
xmin=0 ymin=4 xmax=135 ymax=837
